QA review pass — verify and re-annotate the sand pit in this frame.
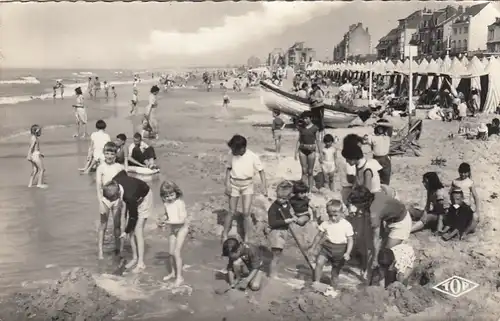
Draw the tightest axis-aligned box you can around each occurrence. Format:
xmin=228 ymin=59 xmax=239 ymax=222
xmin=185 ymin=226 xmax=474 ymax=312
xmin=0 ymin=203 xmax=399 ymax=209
xmin=14 ymin=267 xmax=124 ymax=321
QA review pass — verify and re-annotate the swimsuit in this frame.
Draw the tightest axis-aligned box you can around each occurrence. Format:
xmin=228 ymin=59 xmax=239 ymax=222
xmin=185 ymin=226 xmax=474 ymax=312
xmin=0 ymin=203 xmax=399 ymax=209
xmin=298 ymin=125 xmax=318 ymax=155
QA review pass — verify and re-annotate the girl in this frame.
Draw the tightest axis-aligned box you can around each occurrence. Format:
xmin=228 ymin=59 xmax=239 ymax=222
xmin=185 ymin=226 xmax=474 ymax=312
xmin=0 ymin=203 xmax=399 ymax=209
xmin=295 ymin=111 xmax=321 ymax=194
xmin=72 ymin=87 xmax=88 ymax=138
xmin=341 ymin=143 xmax=382 ymax=194
xmin=158 ymin=181 xmax=190 ymax=287
xmin=320 ymin=134 xmax=337 ymax=191
xmin=222 ymin=91 xmax=230 ymax=109
xmin=131 ymin=87 xmax=139 ymax=114
xmin=450 ymin=162 xmax=480 ymax=231
xmin=271 ymin=110 xmax=285 ymax=159
xmin=145 ymin=85 xmax=160 ymax=139
xmin=363 ymin=119 xmax=392 ymax=185
xmin=410 ymin=172 xmax=450 ymax=233
xmin=27 ymin=124 xmax=48 ymax=188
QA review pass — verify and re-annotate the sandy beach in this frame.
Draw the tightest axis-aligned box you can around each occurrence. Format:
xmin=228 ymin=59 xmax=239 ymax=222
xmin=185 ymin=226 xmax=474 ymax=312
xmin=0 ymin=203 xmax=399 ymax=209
xmin=0 ymin=80 xmax=499 ymax=321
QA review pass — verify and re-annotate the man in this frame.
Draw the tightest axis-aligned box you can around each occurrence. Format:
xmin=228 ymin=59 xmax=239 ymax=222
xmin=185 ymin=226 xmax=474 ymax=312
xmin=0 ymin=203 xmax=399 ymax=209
xmin=309 ymin=83 xmax=326 ymax=141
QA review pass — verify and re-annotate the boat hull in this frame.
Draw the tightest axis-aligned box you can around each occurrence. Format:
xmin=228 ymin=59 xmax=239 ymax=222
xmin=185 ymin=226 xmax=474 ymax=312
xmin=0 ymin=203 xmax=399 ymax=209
xmin=260 ymin=81 xmax=358 ymax=127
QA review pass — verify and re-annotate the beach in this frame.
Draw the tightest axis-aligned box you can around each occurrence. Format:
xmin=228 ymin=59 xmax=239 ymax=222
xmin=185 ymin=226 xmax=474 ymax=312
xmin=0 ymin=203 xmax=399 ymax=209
xmin=1 ymin=80 xmax=500 ymax=321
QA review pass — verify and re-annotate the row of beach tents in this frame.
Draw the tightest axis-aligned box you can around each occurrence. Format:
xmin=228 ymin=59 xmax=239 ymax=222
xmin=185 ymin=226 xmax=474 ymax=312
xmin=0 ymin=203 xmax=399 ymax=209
xmin=306 ymin=56 xmax=500 ymax=113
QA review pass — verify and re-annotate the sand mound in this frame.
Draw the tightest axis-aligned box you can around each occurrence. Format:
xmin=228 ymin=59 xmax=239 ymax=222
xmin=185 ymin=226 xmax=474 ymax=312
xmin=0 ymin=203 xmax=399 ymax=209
xmin=15 ymin=267 xmax=123 ymax=321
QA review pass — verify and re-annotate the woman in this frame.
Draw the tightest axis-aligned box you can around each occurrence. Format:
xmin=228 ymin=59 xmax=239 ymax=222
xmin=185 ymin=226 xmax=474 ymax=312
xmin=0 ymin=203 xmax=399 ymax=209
xmin=145 ymin=85 xmax=160 ymax=139
xmin=410 ymin=172 xmax=450 ymax=233
xmin=295 ymin=111 xmax=321 ymax=193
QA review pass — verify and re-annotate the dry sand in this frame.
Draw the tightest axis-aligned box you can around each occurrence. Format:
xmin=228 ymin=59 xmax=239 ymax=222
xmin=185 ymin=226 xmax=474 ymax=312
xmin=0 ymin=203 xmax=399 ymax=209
xmin=2 ymin=87 xmax=500 ymax=320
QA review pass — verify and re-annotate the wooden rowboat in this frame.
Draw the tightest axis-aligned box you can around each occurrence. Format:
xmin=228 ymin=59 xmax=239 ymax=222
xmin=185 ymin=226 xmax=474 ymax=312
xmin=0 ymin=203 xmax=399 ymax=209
xmin=259 ymin=81 xmax=359 ymax=127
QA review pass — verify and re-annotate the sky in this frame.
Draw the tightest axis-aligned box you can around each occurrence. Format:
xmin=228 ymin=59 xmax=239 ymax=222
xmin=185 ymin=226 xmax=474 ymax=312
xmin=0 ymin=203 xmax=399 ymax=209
xmin=0 ymin=1 xmax=481 ymax=69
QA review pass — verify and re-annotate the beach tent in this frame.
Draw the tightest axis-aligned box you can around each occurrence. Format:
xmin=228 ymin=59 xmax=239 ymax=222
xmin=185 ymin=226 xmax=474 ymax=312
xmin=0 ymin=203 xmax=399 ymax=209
xmin=447 ymin=57 xmax=468 ymax=88
xmin=425 ymin=59 xmax=440 ymax=89
xmin=460 ymin=56 xmax=469 ymax=69
xmin=395 ymin=60 xmax=404 ymax=73
xmin=436 ymin=57 xmax=443 ymax=66
xmin=467 ymin=56 xmax=486 ymax=92
xmin=415 ymin=59 xmax=428 ymax=91
xmin=483 ymin=57 xmax=500 ymax=113
xmin=418 ymin=59 xmax=429 ymax=73
xmin=439 ymin=55 xmax=452 ymax=74
xmin=481 ymin=57 xmax=489 ymax=69
xmin=385 ymin=60 xmax=396 ymax=74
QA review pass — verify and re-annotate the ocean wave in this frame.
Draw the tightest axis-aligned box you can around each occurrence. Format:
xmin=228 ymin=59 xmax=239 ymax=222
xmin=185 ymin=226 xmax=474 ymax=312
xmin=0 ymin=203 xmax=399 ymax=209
xmin=0 ymin=76 xmax=40 ymax=85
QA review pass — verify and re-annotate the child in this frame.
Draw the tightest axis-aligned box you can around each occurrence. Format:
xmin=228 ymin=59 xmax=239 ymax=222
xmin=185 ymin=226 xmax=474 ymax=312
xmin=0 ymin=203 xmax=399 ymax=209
xmin=289 ymin=181 xmax=314 ymax=224
xmin=221 ymin=238 xmax=264 ymax=291
xmin=320 ymin=134 xmax=338 ymax=191
xmin=141 ymin=116 xmax=154 ymax=139
xmin=376 ymin=244 xmax=415 ymax=287
xmin=59 ymin=81 xmax=65 ymax=99
xmin=103 ymin=81 xmax=109 ymax=100
xmin=158 ymin=181 xmax=190 ymax=287
xmin=115 ymin=133 xmax=129 ymax=170
xmin=267 ymin=181 xmax=298 ymax=278
xmin=128 ymin=132 xmax=158 ymax=169
xmin=94 ymin=76 xmax=101 ymax=98
xmin=72 ymin=87 xmax=88 ymax=138
xmin=79 ymin=120 xmax=111 ymax=173
xmin=223 ymin=134 xmax=268 ymax=244
xmin=440 ymin=189 xmax=475 ymax=241
xmin=131 ymin=88 xmax=139 ymax=114
xmin=222 ymin=91 xmax=230 ymax=109
xmin=87 ymin=77 xmax=94 ymax=98
xmin=450 ymin=162 xmax=480 ymax=230
xmin=52 ymin=86 xmax=57 ymax=99
xmin=112 ymin=86 xmax=117 ymax=99
xmin=308 ymin=199 xmax=353 ymax=286
xmin=27 ymin=124 xmax=48 ymax=188
xmin=96 ymin=142 xmax=126 ymax=259
xmin=363 ymin=119 xmax=392 ymax=185
xmin=271 ymin=110 xmax=285 ymax=159
xmin=103 ymin=172 xmax=152 ymax=273
xmin=295 ymin=111 xmax=321 ymax=193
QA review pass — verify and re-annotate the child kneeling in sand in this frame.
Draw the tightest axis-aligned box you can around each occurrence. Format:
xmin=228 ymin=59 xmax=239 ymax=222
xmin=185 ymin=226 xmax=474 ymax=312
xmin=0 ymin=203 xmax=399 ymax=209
xmin=222 ymin=238 xmax=264 ymax=291
xmin=102 ymin=173 xmax=152 ymax=273
xmin=308 ymin=199 xmax=353 ymax=286
xmin=438 ymin=189 xmax=474 ymax=241
xmin=376 ymin=244 xmax=415 ymax=287
xmin=157 ymin=181 xmax=190 ymax=287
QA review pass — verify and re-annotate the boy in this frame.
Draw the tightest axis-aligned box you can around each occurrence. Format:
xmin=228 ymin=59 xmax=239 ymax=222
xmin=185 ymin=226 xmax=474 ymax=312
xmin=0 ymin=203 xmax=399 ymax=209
xmin=363 ymin=119 xmax=392 ymax=185
xmin=289 ymin=181 xmax=314 ymax=224
xmin=79 ymin=119 xmax=111 ymax=173
xmin=222 ymin=238 xmax=264 ymax=291
xmin=267 ymin=181 xmax=298 ymax=278
xmin=223 ymin=134 xmax=268 ymax=244
xmin=320 ymin=134 xmax=337 ymax=191
xmin=308 ymin=199 xmax=353 ymax=286
xmin=96 ymin=142 xmax=126 ymax=259
xmin=439 ymin=189 xmax=474 ymax=241
xmin=271 ymin=110 xmax=285 ymax=159
xmin=103 ymin=81 xmax=110 ymax=100
xmin=115 ymin=133 xmax=128 ymax=169
xmin=102 ymin=171 xmax=152 ymax=273
xmin=131 ymin=88 xmax=139 ymax=114
xmin=94 ymin=76 xmax=101 ymax=98
xmin=112 ymin=86 xmax=117 ymax=99
xmin=128 ymin=132 xmax=158 ymax=169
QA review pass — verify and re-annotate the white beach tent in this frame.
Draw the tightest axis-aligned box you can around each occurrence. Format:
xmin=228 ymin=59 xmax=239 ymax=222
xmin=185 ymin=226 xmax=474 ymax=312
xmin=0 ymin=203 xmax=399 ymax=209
xmin=481 ymin=57 xmax=489 ymax=69
xmin=439 ymin=55 xmax=452 ymax=74
xmin=385 ymin=60 xmax=396 ymax=74
xmin=425 ymin=59 xmax=440 ymax=89
xmin=483 ymin=57 xmax=500 ymax=113
xmin=447 ymin=57 xmax=468 ymax=88
xmin=467 ymin=56 xmax=486 ymax=92
xmin=395 ymin=60 xmax=404 ymax=73
xmin=460 ymin=56 xmax=469 ymax=69
xmin=436 ymin=57 xmax=443 ymax=66
xmin=415 ymin=58 xmax=428 ymax=89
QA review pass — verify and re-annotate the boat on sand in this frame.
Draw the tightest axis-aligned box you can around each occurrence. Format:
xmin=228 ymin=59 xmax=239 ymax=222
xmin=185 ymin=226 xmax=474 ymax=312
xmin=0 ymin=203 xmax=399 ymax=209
xmin=260 ymin=80 xmax=361 ymax=127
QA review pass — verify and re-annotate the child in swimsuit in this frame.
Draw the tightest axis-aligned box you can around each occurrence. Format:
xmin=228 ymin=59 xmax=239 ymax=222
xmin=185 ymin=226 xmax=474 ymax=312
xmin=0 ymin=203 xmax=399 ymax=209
xmin=272 ymin=110 xmax=285 ymax=159
xmin=131 ymin=88 xmax=139 ymax=114
xmin=96 ymin=142 xmax=126 ymax=259
xmin=112 ymin=86 xmax=117 ymax=98
xmin=222 ymin=92 xmax=230 ymax=109
xmin=295 ymin=111 xmax=321 ymax=193
xmin=79 ymin=119 xmax=111 ymax=173
xmin=27 ymin=124 xmax=48 ymax=188
xmin=73 ymin=87 xmax=88 ymax=138
xmin=320 ymin=134 xmax=338 ymax=191
xmin=103 ymin=81 xmax=109 ymax=99
xmin=449 ymin=162 xmax=480 ymax=231
xmin=158 ymin=181 xmax=190 ymax=287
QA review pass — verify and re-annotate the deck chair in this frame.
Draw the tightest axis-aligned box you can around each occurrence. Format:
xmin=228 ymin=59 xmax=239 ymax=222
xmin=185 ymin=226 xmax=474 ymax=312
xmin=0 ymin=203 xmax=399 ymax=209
xmin=389 ymin=119 xmax=423 ymax=156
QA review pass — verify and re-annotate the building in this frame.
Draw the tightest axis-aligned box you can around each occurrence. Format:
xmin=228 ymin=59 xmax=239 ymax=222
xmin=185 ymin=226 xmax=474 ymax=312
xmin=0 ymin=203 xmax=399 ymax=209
xmin=284 ymin=42 xmax=316 ymax=68
xmin=450 ymin=2 xmax=500 ymax=55
xmin=267 ymin=48 xmax=285 ymax=67
xmin=412 ymin=9 xmax=434 ymax=56
xmin=333 ymin=23 xmax=372 ymax=62
xmin=376 ymin=28 xmax=399 ymax=59
xmin=487 ymin=18 xmax=500 ymax=52
xmin=431 ymin=6 xmax=460 ymax=56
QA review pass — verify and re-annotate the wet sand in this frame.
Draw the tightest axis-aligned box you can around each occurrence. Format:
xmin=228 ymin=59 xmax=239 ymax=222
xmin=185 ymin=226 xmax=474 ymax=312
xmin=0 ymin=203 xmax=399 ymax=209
xmin=1 ymin=84 xmax=500 ymax=320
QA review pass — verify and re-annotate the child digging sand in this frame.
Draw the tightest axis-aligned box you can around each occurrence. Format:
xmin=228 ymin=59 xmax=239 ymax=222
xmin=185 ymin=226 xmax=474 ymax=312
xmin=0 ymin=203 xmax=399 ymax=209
xmin=158 ymin=181 xmax=190 ymax=287
xmin=267 ymin=181 xmax=308 ymax=278
xmin=222 ymin=238 xmax=264 ymax=291
xmin=27 ymin=124 xmax=48 ymax=188
xmin=223 ymin=134 xmax=268 ymax=243
xmin=308 ymin=199 xmax=353 ymax=287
